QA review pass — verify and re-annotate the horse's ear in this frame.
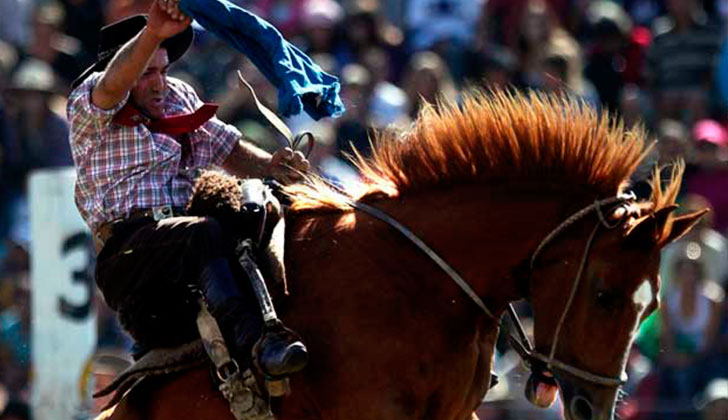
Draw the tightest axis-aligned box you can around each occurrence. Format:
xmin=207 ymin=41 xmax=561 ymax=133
xmin=624 ymin=205 xmax=678 ymax=247
xmin=658 ymin=208 xmax=710 ymax=246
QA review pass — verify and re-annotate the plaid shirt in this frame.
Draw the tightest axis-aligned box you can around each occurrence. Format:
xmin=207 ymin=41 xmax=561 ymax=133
xmin=67 ymin=72 xmax=240 ymax=231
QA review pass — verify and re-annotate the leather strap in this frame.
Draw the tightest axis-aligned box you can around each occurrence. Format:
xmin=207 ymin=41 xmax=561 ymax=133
xmin=236 ymin=71 xmax=314 ymax=158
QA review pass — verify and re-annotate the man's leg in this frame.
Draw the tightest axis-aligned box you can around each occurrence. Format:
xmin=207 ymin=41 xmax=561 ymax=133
xmin=96 ymin=216 xmax=306 ymax=374
xmin=199 ymin=255 xmax=308 ymax=376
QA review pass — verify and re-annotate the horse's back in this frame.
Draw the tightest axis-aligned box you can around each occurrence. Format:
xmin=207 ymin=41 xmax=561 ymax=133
xmin=96 ymin=368 xmax=232 ymax=420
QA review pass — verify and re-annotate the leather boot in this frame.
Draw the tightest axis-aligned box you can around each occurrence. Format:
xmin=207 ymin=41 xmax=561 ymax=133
xmin=254 ymin=320 xmax=308 ymax=378
xmin=199 ymin=259 xmax=307 ymax=376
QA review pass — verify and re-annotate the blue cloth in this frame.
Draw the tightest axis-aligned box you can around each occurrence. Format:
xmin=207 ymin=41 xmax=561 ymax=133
xmin=179 ymin=0 xmax=345 ymax=120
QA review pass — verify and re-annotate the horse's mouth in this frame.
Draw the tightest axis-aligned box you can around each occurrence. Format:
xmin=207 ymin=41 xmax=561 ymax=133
xmin=524 ymin=369 xmax=620 ymax=420
xmin=525 ymin=371 xmax=559 ymax=408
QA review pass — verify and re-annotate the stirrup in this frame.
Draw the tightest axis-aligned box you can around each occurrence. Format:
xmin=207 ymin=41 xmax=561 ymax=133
xmin=197 ymin=300 xmax=273 ymax=420
xmin=220 ymin=365 xmax=274 ymax=420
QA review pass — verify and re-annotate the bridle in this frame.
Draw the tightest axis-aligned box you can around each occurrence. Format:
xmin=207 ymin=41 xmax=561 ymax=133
xmin=514 ymin=193 xmax=635 ymax=387
xmin=347 ymin=193 xmax=637 ymax=388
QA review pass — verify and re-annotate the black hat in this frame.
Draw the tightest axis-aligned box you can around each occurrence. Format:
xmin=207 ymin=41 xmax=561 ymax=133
xmin=71 ymin=14 xmax=193 ymax=89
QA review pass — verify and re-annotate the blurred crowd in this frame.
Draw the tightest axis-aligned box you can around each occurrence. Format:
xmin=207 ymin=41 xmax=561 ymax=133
xmin=2 ymin=0 xmax=728 ymax=418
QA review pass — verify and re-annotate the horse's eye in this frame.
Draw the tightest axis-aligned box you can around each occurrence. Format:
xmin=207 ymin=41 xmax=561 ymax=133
xmin=595 ymin=290 xmax=616 ymax=309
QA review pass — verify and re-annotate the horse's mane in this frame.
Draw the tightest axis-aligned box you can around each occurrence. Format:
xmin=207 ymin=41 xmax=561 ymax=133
xmin=286 ymin=90 xmax=682 ymax=231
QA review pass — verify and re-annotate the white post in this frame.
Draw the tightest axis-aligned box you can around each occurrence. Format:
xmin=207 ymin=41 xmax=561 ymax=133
xmin=29 ymin=167 xmax=97 ymax=420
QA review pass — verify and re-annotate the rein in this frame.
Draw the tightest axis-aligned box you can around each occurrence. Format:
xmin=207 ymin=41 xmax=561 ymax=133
xmin=349 ymin=194 xmax=635 ymax=388
xmin=348 ymin=201 xmax=495 ymax=319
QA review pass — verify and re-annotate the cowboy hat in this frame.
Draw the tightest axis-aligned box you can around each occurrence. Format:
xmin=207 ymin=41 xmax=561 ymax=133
xmin=71 ymin=14 xmax=193 ymax=89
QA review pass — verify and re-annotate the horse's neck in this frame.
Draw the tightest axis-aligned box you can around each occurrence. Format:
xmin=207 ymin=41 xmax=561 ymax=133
xmin=364 ymin=186 xmax=588 ymax=311
xmin=286 ymin=184 xmax=591 ymax=317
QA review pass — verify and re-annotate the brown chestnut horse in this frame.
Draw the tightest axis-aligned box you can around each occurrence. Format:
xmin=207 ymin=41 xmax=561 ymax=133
xmin=99 ymin=91 xmax=704 ymax=420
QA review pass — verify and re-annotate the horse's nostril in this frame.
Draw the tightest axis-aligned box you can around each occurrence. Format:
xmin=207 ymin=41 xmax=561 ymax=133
xmin=570 ymin=395 xmax=593 ymax=420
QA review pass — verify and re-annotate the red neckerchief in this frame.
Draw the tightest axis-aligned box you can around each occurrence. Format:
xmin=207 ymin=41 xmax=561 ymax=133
xmin=113 ymin=102 xmax=219 ymax=135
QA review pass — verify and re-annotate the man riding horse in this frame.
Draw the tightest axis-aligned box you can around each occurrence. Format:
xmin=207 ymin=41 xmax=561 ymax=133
xmin=68 ymin=0 xmax=309 ymax=379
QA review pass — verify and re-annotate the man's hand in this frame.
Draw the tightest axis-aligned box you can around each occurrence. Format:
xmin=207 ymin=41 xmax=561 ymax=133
xmin=269 ymin=148 xmax=310 ymax=184
xmin=147 ymin=0 xmax=191 ymax=40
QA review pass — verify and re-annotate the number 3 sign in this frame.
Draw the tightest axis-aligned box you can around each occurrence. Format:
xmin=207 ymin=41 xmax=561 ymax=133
xmin=29 ymin=168 xmax=97 ymax=420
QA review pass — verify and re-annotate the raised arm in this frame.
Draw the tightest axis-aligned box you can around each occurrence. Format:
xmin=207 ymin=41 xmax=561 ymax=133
xmin=92 ymin=0 xmax=191 ymax=109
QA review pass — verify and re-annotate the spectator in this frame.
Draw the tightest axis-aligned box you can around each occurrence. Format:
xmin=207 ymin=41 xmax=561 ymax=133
xmin=175 ymin=33 xmax=239 ymax=100
xmin=0 ymin=244 xmax=31 ymax=399
xmin=0 ymin=40 xmax=19 ymax=255
xmin=300 ymin=0 xmax=344 ymax=61
xmin=584 ymin=1 xmax=634 ymax=112
xmin=508 ymin=0 xmax=583 ymax=95
xmin=85 ymin=349 xmax=132 ymax=415
xmin=0 ymin=0 xmax=33 ymax=49
xmin=254 ymin=0 xmax=307 ymax=38
xmin=622 ymin=0 xmax=667 ymax=27
xmin=0 ymin=40 xmax=18 ymax=88
xmin=335 ymin=63 xmax=372 ymax=158
xmin=58 ymin=0 xmax=105 ymax=55
xmin=540 ymin=33 xmax=599 ymax=106
xmin=340 ymin=0 xmax=404 ymax=77
xmin=27 ymin=1 xmax=90 ymax=90
xmin=299 ymin=119 xmax=359 ymax=186
xmin=698 ymin=378 xmax=728 ymax=420
xmin=0 ymin=400 xmax=31 ymax=420
xmin=713 ymin=278 xmax=728 ymax=378
xmin=646 ymin=0 xmax=722 ymax=125
xmin=105 ymin=0 xmax=155 ymax=25
xmin=483 ymin=0 xmax=571 ymax=49
xmin=215 ymin=56 xmax=280 ymax=129
xmin=0 ymin=59 xmax=72 ymax=255
xmin=656 ymin=119 xmax=691 ymax=166
xmin=619 ymin=84 xmax=651 ymax=128
xmin=404 ymin=0 xmax=485 ymax=52
xmin=0 ymin=385 xmax=5 ymax=415
xmin=1 ymin=59 xmax=72 ymax=191
xmin=691 ymin=119 xmax=728 ymax=167
xmin=632 ymin=118 xmax=691 ymax=197
xmin=400 ymin=51 xmax=457 ymax=118
xmin=661 ymin=194 xmax=728 ymax=291
xmin=658 ymin=254 xmax=724 ymax=416
xmin=367 ymin=82 xmax=410 ymax=131
xmin=463 ymin=45 xmax=517 ymax=89
xmin=714 ymin=36 xmax=728 ymax=113
xmin=360 ymin=46 xmax=393 ymax=87
xmin=685 ymin=120 xmax=728 ymax=233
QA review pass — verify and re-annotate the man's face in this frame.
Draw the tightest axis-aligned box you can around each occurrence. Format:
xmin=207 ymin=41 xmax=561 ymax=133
xmin=131 ymin=48 xmax=169 ymax=119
